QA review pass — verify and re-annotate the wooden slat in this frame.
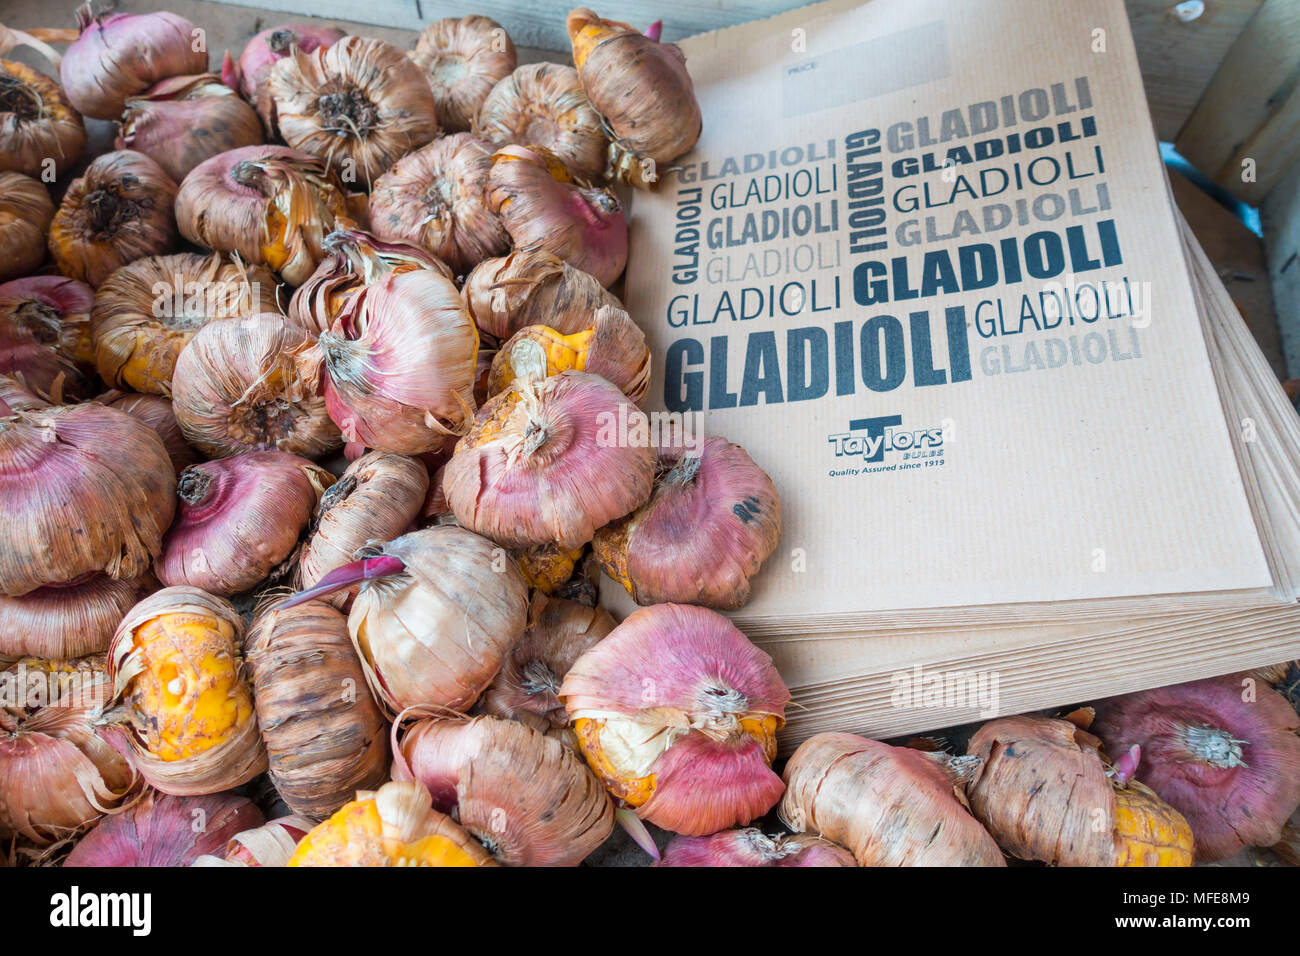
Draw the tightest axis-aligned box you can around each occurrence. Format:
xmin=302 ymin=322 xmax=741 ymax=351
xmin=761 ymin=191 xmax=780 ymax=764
xmin=1171 ymin=170 xmax=1284 ymax=377
xmin=1124 ymin=0 xmax=1264 ymax=141
xmin=202 ymin=0 xmax=1261 ymax=145
xmin=198 ymin=0 xmax=1262 ymax=143
xmin=202 ymin=0 xmax=797 ymax=50
xmin=1176 ymin=0 xmax=1300 ymax=203
xmin=1262 ymin=158 xmax=1300 ymax=377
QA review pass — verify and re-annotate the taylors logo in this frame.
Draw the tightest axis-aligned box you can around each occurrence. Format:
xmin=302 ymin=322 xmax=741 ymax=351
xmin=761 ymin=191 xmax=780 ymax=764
xmin=827 ymin=414 xmax=947 ymax=472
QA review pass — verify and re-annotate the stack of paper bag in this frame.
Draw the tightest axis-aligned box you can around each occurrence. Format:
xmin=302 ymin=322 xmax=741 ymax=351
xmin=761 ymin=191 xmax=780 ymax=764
xmin=606 ymin=0 xmax=1300 ymax=748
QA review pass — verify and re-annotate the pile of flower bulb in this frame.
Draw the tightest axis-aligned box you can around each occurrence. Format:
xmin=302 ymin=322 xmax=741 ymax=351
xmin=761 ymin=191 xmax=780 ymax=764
xmin=0 ymin=3 xmax=1297 ymax=873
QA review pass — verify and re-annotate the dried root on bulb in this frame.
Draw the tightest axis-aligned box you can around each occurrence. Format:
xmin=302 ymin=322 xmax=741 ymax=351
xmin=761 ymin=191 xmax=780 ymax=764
xmin=369 ymin=133 xmax=508 ymax=275
xmin=0 ymin=276 xmax=95 ymax=372
xmin=1093 ymin=675 xmax=1300 ymax=861
xmin=394 ymin=714 xmax=615 ymax=865
xmin=170 ymin=312 xmax=340 ymax=459
xmin=443 ymin=371 xmax=655 ymax=551
xmin=560 ymin=603 xmax=789 ymax=836
xmin=478 ymin=593 xmax=615 ymax=735
xmin=91 ymin=252 xmax=277 ymax=397
xmin=176 ymin=145 xmax=350 ymax=286
xmin=48 ymin=150 xmax=177 ymax=287
xmin=410 ymin=16 xmax=516 ymax=133
xmin=0 ymin=58 xmax=85 ymax=179
xmin=476 ymin=62 xmax=607 ymax=182
xmin=268 ymin=35 xmax=439 ymax=188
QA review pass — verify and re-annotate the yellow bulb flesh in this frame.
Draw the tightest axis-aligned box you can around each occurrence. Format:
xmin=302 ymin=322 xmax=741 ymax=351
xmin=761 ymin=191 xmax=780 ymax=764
xmin=126 ymin=613 xmax=252 ymax=762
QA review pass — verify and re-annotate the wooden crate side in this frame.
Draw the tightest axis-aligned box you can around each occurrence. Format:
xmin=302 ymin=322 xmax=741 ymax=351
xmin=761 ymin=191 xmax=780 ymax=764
xmin=200 ymin=0 xmax=796 ymax=49
xmin=1176 ymin=0 xmax=1300 ymax=203
xmin=202 ymin=0 xmax=1259 ymax=142
xmin=1172 ymin=171 xmax=1285 ymax=377
xmin=1263 ymin=158 xmax=1300 ymax=377
xmin=1125 ymin=0 xmax=1264 ymax=141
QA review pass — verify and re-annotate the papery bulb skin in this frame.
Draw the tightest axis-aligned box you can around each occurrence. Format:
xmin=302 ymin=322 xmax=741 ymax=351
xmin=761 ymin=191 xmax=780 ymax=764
xmin=48 ymin=150 xmax=177 ymax=287
xmin=245 ymin=599 xmax=389 ymax=819
xmin=66 ymin=791 xmax=264 ymax=866
xmin=394 ymin=715 xmax=615 ymax=865
xmin=0 ymin=373 xmax=48 ymax=411
xmin=657 ymin=829 xmax=857 ymax=867
xmin=411 ymin=16 xmax=516 ymax=133
xmin=0 ymin=314 xmax=94 ymax=404
xmin=594 ymin=436 xmax=781 ymax=610
xmin=1093 ymin=675 xmax=1300 ymax=861
xmin=419 ymin=457 xmax=453 ymax=524
xmin=345 ymin=526 xmax=529 ymax=715
xmin=230 ymin=25 xmax=346 ymax=132
xmin=315 ymin=236 xmax=479 ymax=455
xmin=781 ymin=734 xmax=1006 ymax=866
xmin=289 ymin=780 xmax=496 ymax=867
xmin=170 ymin=312 xmax=341 ymax=459
xmin=463 ymin=246 xmax=621 ymax=344
xmin=0 ymin=60 xmax=86 ymax=179
xmin=476 ymin=62 xmax=607 ymax=182
xmin=0 ymin=276 xmax=95 ymax=370
xmin=487 ymin=304 xmax=650 ymax=404
xmin=487 ymin=145 xmax=627 ymax=287
xmin=192 ymin=815 xmax=316 ymax=867
xmin=0 ymin=402 xmax=175 ymax=596
xmin=369 ymin=133 xmax=508 ymax=275
xmin=288 ymin=227 xmax=453 ymax=335
xmin=176 ymin=145 xmax=350 ymax=286
xmin=0 ymin=655 xmax=138 ymax=844
xmin=116 ymin=73 xmax=264 ymax=183
xmin=567 ymin=8 xmax=702 ymax=188
xmin=97 ymin=391 xmax=202 ymax=474
xmin=0 ymin=573 xmax=153 ymax=658
xmin=0 ymin=171 xmax=53 ymax=283
xmin=268 ymin=36 xmax=439 ymax=187
xmin=91 ymin=253 xmax=278 ymax=397
xmin=60 ymin=10 xmax=209 ymax=120
xmin=444 ymin=371 xmax=655 ymax=551
xmin=473 ymin=347 xmax=496 ymax=406
xmin=966 ymin=715 xmax=1193 ymax=866
xmin=1272 ymin=809 xmax=1300 ymax=866
xmin=297 ymin=451 xmax=429 ymax=596
xmin=478 ymin=593 xmax=615 ymax=733
xmin=157 ymin=451 xmax=332 ymax=596
xmin=560 ymin=603 xmax=789 ymax=836
xmin=107 ymin=587 xmax=267 ymax=795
